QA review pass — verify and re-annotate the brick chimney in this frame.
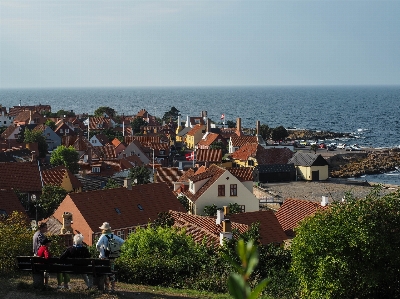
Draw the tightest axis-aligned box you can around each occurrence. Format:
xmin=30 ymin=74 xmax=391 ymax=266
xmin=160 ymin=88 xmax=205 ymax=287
xmin=206 ymin=118 xmax=211 ymax=133
xmin=236 ymin=118 xmax=241 ymax=132
xmin=220 ymin=219 xmax=232 ymax=245
xmin=321 ymin=196 xmax=329 ymax=206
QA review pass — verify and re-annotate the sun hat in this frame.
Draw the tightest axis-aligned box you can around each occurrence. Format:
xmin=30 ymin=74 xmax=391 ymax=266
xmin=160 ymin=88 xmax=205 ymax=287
xmin=99 ymin=222 xmax=111 ymax=230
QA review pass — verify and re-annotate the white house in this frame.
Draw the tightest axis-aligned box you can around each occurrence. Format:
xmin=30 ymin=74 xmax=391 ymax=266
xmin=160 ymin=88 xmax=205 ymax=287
xmin=178 ymin=164 xmax=259 ymax=215
xmin=118 ymin=139 xmax=150 ymax=165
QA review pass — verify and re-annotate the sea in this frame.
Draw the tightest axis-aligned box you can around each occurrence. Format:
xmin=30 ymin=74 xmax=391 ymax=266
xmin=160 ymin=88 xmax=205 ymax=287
xmin=1 ymin=85 xmax=400 ymax=185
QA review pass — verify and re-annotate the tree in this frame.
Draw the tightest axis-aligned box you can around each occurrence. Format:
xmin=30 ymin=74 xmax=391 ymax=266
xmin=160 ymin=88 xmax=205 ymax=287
xmin=228 ymin=203 xmax=242 ymax=214
xmin=226 ymin=120 xmax=236 ymax=128
xmin=56 ymin=109 xmax=75 ymax=117
xmin=24 ymin=128 xmax=48 ymax=158
xmin=128 ymin=166 xmax=151 ymax=185
xmin=104 ymin=178 xmax=121 ymax=189
xmin=291 ymin=187 xmax=400 ymax=299
xmin=310 ymin=144 xmax=318 ymax=154
xmin=94 ymin=106 xmax=116 ymax=118
xmin=203 ymin=204 xmax=218 ymax=216
xmin=131 ymin=117 xmax=148 ymax=134
xmin=259 ymin=124 xmax=271 ymax=140
xmin=177 ymin=195 xmax=190 ymax=212
xmin=45 ymin=119 xmax=56 ymax=130
xmin=37 ymin=185 xmax=68 ymax=220
xmin=271 ymin=126 xmax=288 ymax=142
xmin=162 ymin=106 xmax=180 ymax=123
xmin=50 ymin=145 xmax=79 ymax=173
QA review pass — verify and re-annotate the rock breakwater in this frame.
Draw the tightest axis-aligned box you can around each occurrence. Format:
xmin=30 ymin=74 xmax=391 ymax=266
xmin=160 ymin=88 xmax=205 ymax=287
xmin=330 ymin=148 xmax=400 ymax=178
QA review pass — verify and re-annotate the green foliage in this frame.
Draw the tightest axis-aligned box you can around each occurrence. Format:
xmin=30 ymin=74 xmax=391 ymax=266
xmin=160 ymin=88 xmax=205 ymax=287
xmin=0 ymin=212 xmax=32 ymax=274
xmin=228 ymin=203 xmax=243 ymax=214
xmin=128 ymin=166 xmax=151 ymax=185
xmin=44 ymin=119 xmax=56 ymax=130
xmin=23 ymin=128 xmax=48 ymax=158
xmin=152 ymin=212 xmax=175 ymax=228
xmin=291 ymin=186 xmax=400 ymax=299
xmin=94 ymin=106 xmax=116 ymax=118
xmin=104 ymin=178 xmax=121 ymax=189
xmin=131 ymin=117 xmax=148 ymax=134
xmin=162 ymin=106 xmax=180 ymax=123
xmin=118 ymin=225 xmax=209 ymax=286
xmin=37 ymin=185 xmax=68 ymax=220
xmin=271 ymin=126 xmax=288 ymax=142
xmin=177 ymin=195 xmax=190 ymax=212
xmin=203 ymin=204 xmax=218 ymax=216
xmin=310 ymin=144 xmax=318 ymax=154
xmin=259 ymin=124 xmax=271 ymax=140
xmin=50 ymin=145 xmax=79 ymax=173
xmin=102 ymin=127 xmax=123 ymax=142
xmin=226 ymin=239 xmax=270 ymax=299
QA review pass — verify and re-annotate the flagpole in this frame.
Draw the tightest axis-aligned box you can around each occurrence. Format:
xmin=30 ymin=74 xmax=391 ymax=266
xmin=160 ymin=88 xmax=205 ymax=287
xmin=192 ymin=151 xmax=195 ymax=168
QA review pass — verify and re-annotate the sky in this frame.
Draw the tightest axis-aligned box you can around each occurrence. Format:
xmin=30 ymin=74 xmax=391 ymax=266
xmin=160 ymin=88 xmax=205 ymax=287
xmin=0 ymin=0 xmax=399 ymax=89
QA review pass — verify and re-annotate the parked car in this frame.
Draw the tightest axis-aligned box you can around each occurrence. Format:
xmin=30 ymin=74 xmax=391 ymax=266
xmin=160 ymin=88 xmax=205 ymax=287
xmin=337 ymin=143 xmax=347 ymax=149
xmin=327 ymin=145 xmax=336 ymax=151
xmin=319 ymin=143 xmax=327 ymax=149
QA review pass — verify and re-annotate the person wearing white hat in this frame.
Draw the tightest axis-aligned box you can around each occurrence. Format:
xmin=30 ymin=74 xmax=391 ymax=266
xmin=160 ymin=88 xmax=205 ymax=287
xmin=96 ymin=222 xmax=125 ymax=294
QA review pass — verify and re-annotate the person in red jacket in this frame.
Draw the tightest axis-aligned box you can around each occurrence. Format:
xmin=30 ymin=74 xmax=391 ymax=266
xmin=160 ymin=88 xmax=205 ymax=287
xmin=37 ymin=238 xmax=52 ymax=286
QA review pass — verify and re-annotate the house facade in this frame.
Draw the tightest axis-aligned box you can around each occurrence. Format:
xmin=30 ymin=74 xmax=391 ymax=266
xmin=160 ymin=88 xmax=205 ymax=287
xmin=288 ymin=152 xmax=329 ymax=181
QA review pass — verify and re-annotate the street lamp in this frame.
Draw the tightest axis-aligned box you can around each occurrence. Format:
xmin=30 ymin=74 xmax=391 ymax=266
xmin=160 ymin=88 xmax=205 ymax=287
xmin=31 ymin=194 xmax=37 ymax=223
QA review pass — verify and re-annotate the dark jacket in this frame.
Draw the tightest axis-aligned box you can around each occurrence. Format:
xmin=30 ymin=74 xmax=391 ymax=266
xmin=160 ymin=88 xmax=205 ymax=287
xmin=60 ymin=245 xmax=91 ymax=259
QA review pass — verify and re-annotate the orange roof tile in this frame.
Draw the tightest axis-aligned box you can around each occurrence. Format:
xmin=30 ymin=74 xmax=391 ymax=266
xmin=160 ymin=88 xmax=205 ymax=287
xmin=195 ymin=149 xmax=222 ymax=162
xmin=226 ymin=167 xmax=254 ymax=181
xmin=42 ymin=165 xmax=82 ymax=190
xmin=275 ymin=198 xmax=328 ymax=238
xmin=155 ymin=167 xmax=184 ymax=188
xmin=187 ymin=124 xmax=205 ymax=136
xmin=231 ymin=136 xmax=258 ymax=147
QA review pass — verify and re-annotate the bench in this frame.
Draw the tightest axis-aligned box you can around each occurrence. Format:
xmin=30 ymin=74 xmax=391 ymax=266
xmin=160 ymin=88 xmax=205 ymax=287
xmin=17 ymin=256 xmax=115 ymax=289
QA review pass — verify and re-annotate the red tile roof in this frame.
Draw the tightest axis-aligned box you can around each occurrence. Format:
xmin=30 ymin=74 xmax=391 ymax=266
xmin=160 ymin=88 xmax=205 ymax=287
xmin=230 ymin=143 xmax=259 ymax=161
xmin=229 ymin=210 xmax=287 ymax=245
xmin=231 ymin=136 xmax=257 ymax=147
xmin=170 ymin=210 xmax=248 ymax=247
xmin=231 ymin=144 xmax=293 ymax=165
xmin=197 ymin=133 xmax=220 ymax=147
xmin=195 ymin=149 xmax=222 ymax=162
xmin=275 ymin=198 xmax=328 ymax=238
xmin=42 ymin=165 xmax=82 ymax=190
xmin=155 ymin=167 xmax=184 ymax=188
xmin=226 ymin=167 xmax=254 ymax=181
xmin=0 ymin=162 xmax=42 ymax=192
xmin=187 ymin=124 xmax=205 ymax=136
xmin=53 ymin=183 xmax=187 ymax=233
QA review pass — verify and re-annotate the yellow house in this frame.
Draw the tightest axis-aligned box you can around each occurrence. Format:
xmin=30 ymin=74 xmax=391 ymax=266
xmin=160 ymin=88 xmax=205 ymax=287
xmin=288 ymin=152 xmax=329 ymax=181
xmin=185 ymin=124 xmax=206 ymax=149
xmin=42 ymin=166 xmax=82 ymax=192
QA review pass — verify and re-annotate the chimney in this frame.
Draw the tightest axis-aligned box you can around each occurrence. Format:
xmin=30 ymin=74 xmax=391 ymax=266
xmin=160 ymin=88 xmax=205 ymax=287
xmin=236 ymin=118 xmax=241 ymax=132
xmin=220 ymin=219 xmax=233 ymax=245
xmin=206 ymin=118 xmax=211 ymax=133
xmin=216 ymin=209 xmax=224 ymax=225
xmin=223 ymin=205 xmax=229 ymax=216
xmin=124 ymin=178 xmax=132 ymax=190
xmin=31 ymin=150 xmax=36 ymax=162
xmin=321 ymin=196 xmax=329 ymax=207
xmin=186 ymin=115 xmax=190 ymax=128
xmin=177 ymin=115 xmax=181 ymax=127
xmin=256 ymin=120 xmax=260 ymax=136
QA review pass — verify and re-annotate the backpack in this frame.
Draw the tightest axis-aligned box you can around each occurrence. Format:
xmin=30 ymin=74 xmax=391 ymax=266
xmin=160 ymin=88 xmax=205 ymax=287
xmin=105 ymin=234 xmax=122 ymax=258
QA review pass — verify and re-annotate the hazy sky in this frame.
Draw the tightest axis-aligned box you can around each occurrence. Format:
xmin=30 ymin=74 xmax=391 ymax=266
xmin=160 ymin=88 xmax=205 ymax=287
xmin=1 ymin=1 xmax=399 ymax=88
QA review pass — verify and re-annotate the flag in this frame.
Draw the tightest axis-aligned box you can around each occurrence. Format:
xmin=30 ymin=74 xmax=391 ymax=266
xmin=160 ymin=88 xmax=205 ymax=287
xmin=185 ymin=152 xmax=195 ymax=161
xmin=221 ymin=114 xmax=225 ymax=120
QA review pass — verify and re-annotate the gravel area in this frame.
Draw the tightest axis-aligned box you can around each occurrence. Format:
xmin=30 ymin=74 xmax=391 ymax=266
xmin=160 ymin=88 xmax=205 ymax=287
xmin=254 ymin=180 xmax=399 ymax=203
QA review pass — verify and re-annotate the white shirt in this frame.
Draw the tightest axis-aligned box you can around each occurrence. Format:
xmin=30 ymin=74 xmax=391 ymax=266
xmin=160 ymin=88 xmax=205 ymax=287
xmin=96 ymin=233 xmax=125 ymax=258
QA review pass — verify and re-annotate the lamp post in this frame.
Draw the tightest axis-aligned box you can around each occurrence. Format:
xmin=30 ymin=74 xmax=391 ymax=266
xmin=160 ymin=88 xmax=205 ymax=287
xmin=31 ymin=194 xmax=37 ymax=223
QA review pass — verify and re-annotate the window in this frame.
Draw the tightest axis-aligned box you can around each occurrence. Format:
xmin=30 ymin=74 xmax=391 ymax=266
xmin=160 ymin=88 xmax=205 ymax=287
xmin=218 ymin=185 xmax=225 ymax=196
xmin=60 ymin=129 xmax=63 ymax=133
xmin=65 ymin=129 xmax=69 ymax=133
xmin=92 ymin=166 xmax=100 ymax=173
xmin=3 ymin=121 xmax=5 ymax=124
xmin=248 ymin=160 xmax=254 ymax=166
xmin=159 ymin=150 xmax=165 ymax=155
xmin=230 ymin=184 xmax=237 ymax=196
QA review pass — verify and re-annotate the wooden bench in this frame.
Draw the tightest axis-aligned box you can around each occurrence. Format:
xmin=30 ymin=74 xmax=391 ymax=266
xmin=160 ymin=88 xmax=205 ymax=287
xmin=17 ymin=256 xmax=115 ymax=289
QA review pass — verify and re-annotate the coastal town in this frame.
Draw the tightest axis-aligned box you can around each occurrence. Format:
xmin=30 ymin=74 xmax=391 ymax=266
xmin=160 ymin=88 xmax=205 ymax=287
xmin=1 ymin=103 xmax=399 ymax=297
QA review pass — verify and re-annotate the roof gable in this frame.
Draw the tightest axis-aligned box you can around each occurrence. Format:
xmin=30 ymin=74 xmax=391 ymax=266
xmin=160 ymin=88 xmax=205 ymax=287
xmin=288 ymin=152 xmax=328 ymax=166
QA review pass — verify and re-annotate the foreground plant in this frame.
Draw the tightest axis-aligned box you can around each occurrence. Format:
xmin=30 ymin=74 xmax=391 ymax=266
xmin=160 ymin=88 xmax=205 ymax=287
xmin=226 ymin=239 xmax=270 ymax=299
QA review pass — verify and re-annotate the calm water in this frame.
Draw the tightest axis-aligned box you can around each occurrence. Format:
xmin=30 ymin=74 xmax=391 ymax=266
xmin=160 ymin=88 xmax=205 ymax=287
xmin=1 ymin=85 xmax=399 ymax=184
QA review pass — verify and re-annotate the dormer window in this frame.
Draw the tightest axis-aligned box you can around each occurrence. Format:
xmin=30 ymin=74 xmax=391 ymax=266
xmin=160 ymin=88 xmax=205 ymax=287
xmin=92 ymin=166 xmax=100 ymax=173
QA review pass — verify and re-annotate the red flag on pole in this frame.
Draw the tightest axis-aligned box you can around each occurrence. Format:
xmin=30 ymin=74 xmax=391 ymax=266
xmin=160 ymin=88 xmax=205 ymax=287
xmin=185 ymin=152 xmax=195 ymax=161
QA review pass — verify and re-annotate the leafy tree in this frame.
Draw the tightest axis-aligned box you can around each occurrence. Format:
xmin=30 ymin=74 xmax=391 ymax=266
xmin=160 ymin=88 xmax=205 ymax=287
xmin=203 ymin=204 xmax=218 ymax=216
xmin=226 ymin=120 xmax=236 ymax=128
xmin=177 ymin=195 xmax=190 ymax=212
xmin=271 ymin=126 xmax=288 ymax=142
xmin=50 ymin=145 xmax=79 ymax=173
xmin=0 ymin=211 xmax=33 ymax=274
xmin=228 ymin=203 xmax=242 ymax=214
xmin=291 ymin=187 xmax=400 ymax=299
xmin=94 ymin=106 xmax=116 ymax=118
xmin=56 ymin=109 xmax=75 ymax=117
xmin=152 ymin=212 xmax=174 ymax=228
xmin=23 ymin=128 xmax=48 ymax=158
xmin=45 ymin=119 xmax=56 ymax=130
xmin=37 ymin=184 xmax=68 ymax=220
xmin=210 ymin=141 xmax=227 ymax=154
xmin=162 ymin=106 xmax=180 ymax=123
xmin=128 ymin=166 xmax=151 ymax=185
xmin=259 ymin=124 xmax=271 ymax=140
xmin=131 ymin=117 xmax=148 ymax=134
xmin=104 ymin=178 xmax=121 ymax=189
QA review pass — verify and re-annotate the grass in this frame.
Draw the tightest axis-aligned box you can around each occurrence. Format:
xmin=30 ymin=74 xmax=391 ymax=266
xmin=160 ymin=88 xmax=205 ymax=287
xmin=2 ymin=272 xmax=233 ymax=299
